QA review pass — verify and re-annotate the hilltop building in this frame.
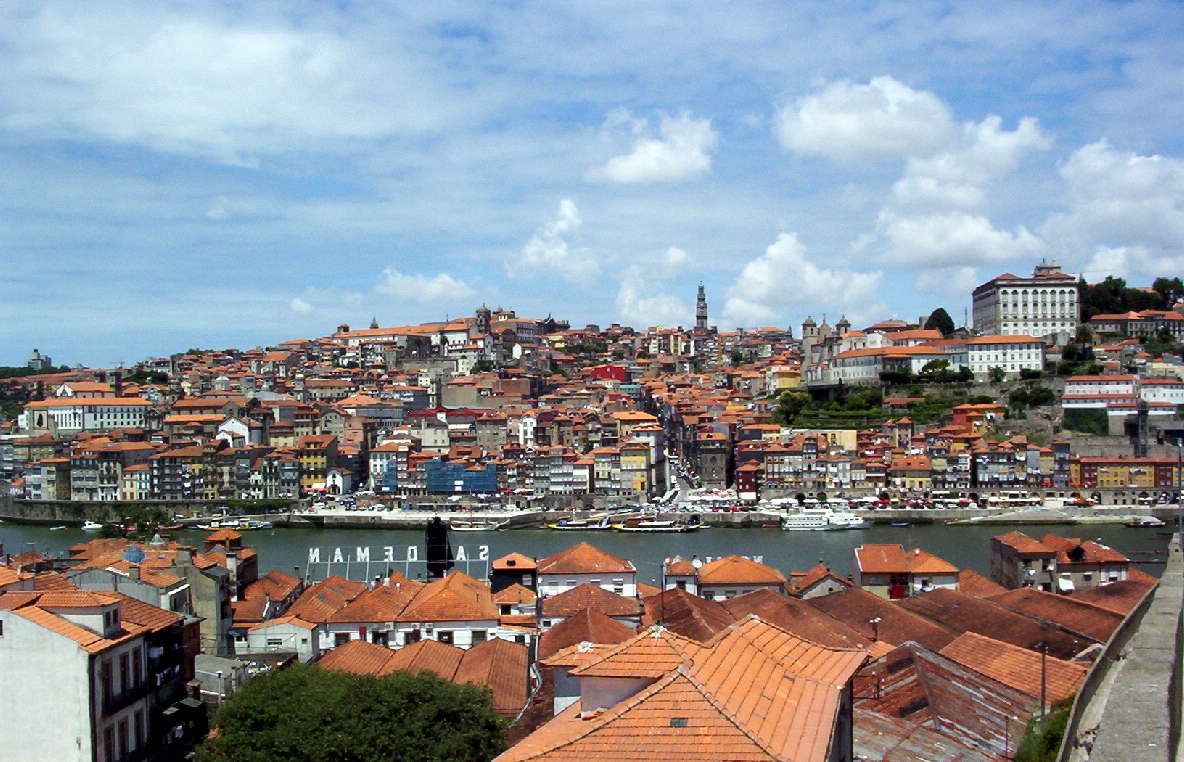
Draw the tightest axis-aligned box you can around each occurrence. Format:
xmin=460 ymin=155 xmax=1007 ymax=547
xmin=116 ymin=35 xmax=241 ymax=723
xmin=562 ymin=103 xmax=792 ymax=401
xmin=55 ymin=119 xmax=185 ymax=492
xmin=971 ymin=261 xmax=1081 ymax=345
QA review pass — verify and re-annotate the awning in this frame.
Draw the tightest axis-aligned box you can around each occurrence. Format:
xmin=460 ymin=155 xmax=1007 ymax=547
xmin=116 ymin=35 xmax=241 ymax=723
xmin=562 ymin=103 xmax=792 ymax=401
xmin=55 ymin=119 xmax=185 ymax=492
xmin=1057 ymin=577 xmax=1075 ymax=592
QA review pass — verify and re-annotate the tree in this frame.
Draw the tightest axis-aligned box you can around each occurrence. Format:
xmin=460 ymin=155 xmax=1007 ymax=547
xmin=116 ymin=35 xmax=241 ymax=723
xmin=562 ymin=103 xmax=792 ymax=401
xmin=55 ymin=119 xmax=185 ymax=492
xmin=923 ymin=307 xmax=956 ymax=336
xmin=1152 ymin=276 xmax=1184 ymax=307
xmin=198 ymin=664 xmax=506 ymax=762
xmin=988 ymin=366 xmax=1006 ymax=383
xmin=775 ymin=390 xmax=812 ymax=424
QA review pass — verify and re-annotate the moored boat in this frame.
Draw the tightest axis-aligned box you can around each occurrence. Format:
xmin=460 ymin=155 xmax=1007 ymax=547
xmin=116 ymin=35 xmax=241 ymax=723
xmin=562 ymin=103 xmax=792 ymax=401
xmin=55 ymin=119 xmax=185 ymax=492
xmin=81 ymin=520 xmax=103 ymax=531
xmin=1124 ymin=515 xmax=1166 ymax=528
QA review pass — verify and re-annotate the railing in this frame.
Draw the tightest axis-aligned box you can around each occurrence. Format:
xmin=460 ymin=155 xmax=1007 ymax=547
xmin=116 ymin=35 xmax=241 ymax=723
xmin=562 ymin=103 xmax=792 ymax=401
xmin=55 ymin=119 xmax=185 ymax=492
xmin=102 ymin=681 xmax=150 ymax=716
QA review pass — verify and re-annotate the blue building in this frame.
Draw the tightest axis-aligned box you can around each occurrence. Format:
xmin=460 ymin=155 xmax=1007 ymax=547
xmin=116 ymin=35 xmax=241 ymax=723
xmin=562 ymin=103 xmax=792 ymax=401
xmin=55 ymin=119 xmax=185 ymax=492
xmin=424 ymin=458 xmax=497 ymax=494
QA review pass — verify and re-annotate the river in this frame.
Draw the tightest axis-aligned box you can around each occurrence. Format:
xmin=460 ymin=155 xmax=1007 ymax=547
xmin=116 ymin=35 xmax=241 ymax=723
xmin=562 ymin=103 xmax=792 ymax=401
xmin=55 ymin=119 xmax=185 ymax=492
xmin=2 ymin=521 xmax=1171 ymax=586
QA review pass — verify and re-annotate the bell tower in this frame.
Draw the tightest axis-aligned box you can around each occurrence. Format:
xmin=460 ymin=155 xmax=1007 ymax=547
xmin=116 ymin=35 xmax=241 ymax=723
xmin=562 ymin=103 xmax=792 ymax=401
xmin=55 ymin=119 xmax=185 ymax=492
xmin=695 ymin=283 xmax=708 ymax=330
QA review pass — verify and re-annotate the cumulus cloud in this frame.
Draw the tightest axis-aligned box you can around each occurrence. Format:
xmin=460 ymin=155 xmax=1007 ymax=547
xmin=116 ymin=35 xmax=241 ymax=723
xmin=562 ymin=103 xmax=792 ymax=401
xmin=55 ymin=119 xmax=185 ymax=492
xmin=288 ymin=297 xmax=313 ymax=315
xmin=890 ymin=115 xmax=1051 ymax=212
xmin=915 ymin=266 xmax=984 ymax=301
xmin=1044 ymin=140 xmax=1184 ymax=256
xmin=374 ymin=268 xmax=475 ymax=304
xmin=0 ymin=6 xmax=453 ymax=164
xmin=589 ymin=111 xmax=717 ymax=183
xmin=775 ymin=76 xmax=955 ymax=162
xmin=722 ymin=233 xmax=883 ymax=327
xmin=878 ymin=211 xmax=1044 ymax=268
xmin=1082 ymin=246 xmax=1132 ymax=282
xmin=508 ymin=200 xmax=599 ymax=282
xmin=615 ymin=273 xmax=692 ymax=328
xmin=662 ymin=246 xmax=689 ymax=274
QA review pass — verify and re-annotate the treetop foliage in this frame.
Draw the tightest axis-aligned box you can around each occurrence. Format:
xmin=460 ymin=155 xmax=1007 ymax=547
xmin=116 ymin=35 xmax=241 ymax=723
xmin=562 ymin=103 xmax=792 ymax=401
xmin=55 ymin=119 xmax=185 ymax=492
xmin=1081 ymin=276 xmax=1183 ymax=320
xmin=198 ymin=663 xmax=507 ymax=762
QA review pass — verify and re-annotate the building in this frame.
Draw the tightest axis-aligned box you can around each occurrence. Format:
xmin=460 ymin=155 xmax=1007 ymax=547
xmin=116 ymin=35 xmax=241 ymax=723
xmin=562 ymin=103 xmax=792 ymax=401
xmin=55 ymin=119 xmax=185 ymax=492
xmin=990 ymin=531 xmax=1058 ymax=591
xmin=852 ymin=544 xmax=959 ymax=600
xmin=0 ymin=588 xmax=200 ymax=762
xmin=535 ymin=542 xmax=637 ymax=598
xmin=972 ymin=262 xmax=1081 ymax=344
xmin=497 ymin=617 xmax=867 ymax=762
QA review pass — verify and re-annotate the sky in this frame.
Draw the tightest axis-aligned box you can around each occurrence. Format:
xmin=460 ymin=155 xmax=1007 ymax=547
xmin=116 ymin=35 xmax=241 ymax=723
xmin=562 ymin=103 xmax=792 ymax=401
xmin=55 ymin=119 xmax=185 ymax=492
xmin=3 ymin=1 xmax=1184 ymax=368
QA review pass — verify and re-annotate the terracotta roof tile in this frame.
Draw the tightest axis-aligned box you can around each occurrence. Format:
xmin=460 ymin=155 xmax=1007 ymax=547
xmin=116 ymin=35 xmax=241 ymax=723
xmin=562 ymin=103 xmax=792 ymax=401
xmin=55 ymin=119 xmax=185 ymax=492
xmin=539 ymin=608 xmax=637 ymax=660
xmin=899 ymin=588 xmax=1096 ymax=658
xmin=641 ymin=587 xmax=733 ymax=643
xmin=1066 ymin=576 xmax=1157 ymax=616
xmin=957 ymin=569 xmax=1008 ymax=598
xmin=939 ymin=632 xmax=1087 ymax=705
xmin=696 ymin=556 xmax=786 ymax=586
xmin=986 ymin=588 xmax=1124 ymax=643
xmin=541 ymin=583 xmax=641 ymax=620
xmin=808 ymin=588 xmax=958 ymax=652
xmin=721 ymin=590 xmax=871 ymax=651
xmin=570 ymin=625 xmax=701 ymax=679
xmin=493 ymin=583 xmax=537 ymax=606
xmin=537 ymin=543 xmax=635 ymax=575
xmin=317 ymin=638 xmax=394 ymax=675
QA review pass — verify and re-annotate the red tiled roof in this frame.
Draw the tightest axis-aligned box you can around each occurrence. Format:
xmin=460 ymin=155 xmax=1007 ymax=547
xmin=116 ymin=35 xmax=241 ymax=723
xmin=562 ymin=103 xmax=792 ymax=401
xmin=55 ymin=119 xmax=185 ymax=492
xmin=939 ymin=632 xmax=1087 ymax=705
xmin=537 ymin=543 xmax=635 ymax=575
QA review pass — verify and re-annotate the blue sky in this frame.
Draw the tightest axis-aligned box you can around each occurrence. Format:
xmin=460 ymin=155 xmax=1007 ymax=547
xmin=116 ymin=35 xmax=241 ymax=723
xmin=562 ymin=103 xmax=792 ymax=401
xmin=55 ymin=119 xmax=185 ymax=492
xmin=3 ymin=1 xmax=1184 ymax=367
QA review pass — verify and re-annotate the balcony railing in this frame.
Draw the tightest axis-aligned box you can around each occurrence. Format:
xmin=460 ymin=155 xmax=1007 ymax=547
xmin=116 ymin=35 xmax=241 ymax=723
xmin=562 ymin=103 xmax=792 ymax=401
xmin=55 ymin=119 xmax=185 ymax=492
xmin=102 ymin=681 xmax=150 ymax=715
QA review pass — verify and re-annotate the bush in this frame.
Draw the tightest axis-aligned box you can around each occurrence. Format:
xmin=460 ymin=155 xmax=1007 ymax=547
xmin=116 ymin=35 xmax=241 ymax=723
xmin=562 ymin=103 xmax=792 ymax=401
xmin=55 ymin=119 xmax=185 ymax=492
xmin=1015 ymin=704 xmax=1071 ymax=762
xmin=1063 ymin=408 xmax=1107 ymax=435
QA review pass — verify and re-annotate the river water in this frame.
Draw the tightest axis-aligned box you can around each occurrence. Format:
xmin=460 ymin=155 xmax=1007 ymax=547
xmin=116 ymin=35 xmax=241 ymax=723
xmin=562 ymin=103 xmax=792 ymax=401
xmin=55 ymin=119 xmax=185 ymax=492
xmin=2 ymin=521 xmax=1171 ymax=587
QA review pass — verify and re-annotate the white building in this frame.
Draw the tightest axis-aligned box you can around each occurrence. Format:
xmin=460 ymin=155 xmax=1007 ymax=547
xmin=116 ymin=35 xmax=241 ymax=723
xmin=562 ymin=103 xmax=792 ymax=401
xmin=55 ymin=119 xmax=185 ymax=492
xmin=972 ymin=262 xmax=1081 ymax=345
xmin=20 ymin=398 xmax=156 ymax=436
xmin=964 ymin=335 xmax=1045 ymax=378
xmin=0 ymin=590 xmax=151 ymax=762
xmin=535 ymin=542 xmax=637 ymax=598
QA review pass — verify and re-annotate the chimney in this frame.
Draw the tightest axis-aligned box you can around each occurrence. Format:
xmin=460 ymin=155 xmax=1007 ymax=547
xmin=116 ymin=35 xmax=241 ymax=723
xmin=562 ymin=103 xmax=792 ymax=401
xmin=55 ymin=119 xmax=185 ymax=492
xmin=129 ymin=564 xmax=141 ymax=582
xmin=176 ymin=548 xmax=194 ymax=566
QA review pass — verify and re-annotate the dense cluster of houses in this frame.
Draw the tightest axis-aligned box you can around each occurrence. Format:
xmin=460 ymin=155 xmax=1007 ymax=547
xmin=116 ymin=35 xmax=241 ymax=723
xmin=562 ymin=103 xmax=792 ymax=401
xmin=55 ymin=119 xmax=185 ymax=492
xmin=1 ymin=284 xmax=1182 ymax=509
xmin=0 ymin=512 xmax=1160 ymax=761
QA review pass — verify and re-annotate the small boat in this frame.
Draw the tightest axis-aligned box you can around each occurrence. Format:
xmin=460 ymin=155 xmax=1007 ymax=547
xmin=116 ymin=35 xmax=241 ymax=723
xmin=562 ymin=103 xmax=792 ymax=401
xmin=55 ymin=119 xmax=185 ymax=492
xmin=81 ymin=521 xmax=103 ymax=531
xmin=1124 ymin=516 xmax=1166 ymax=528
xmin=546 ymin=516 xmax=612 ymax=531
xmin=890 ymin=522 xmax=911 ymax=528
xmin=612 ymin=515 xmax=700 ymax=533
xmin=448 ymin=518 xmax=508 ymax=532
xmin=49 ymin=525 xmax=67 ymax=531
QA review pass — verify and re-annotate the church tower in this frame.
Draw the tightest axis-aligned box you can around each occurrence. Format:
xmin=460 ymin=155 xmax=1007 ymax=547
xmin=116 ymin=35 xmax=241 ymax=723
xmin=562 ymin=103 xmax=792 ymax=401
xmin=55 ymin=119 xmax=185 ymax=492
xmin=695 ymin=283 xmax=708 ymax=330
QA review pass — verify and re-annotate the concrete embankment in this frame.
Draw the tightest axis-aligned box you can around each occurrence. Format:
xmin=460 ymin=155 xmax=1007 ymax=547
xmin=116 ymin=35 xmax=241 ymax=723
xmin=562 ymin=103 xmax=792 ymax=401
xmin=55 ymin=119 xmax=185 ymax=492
xmin=1059 ymin=536 xmax=1183 ymax=761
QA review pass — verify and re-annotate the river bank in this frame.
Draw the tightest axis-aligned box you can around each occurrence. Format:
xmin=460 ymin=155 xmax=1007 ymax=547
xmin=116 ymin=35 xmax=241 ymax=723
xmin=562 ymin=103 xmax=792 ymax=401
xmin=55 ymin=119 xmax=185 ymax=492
xmin=1 ymin=520 xmax=1170 ymax=586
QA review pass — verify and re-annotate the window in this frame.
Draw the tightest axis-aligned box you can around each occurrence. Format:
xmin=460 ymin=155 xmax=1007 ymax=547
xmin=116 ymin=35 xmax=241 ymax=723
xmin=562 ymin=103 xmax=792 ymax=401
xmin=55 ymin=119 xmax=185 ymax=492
xmin=104 ymin=728 xmax=114 ymax=761
xmin=472 ymin=630 xmax=487 ymax=644
xmin=438 ymin=630 xmax=454 ymax=645
xmin=118 ymin=718 xmax=129 ymax=760
xmin=406 ymin=628 xmax=422 ymax=644
xmin=133 ymin=711 xmax=143 ymax=749
xmin=334 ymin=633 xmax=351 ymax=647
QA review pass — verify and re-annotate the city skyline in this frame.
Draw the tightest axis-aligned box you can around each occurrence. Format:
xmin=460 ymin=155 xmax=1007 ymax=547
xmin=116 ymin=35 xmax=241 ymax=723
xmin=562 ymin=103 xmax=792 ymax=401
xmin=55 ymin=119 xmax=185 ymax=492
xmin=3 ymin=2 xmax=1183 ymax=367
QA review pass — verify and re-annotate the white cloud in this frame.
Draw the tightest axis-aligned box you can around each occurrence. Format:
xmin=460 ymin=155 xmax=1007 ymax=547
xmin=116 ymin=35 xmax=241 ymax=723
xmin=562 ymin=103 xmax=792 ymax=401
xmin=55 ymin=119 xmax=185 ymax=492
xmin=508 ymin=200 xmax=599 ymax=282
xmin=288 ymin=297 xmax=313 ymax=315
xmin=589 ymin=111 xmax=717 ymax=183
xmin=615 ymin=273 xmax=692 ymax=328
xmin=722 ymin=233 xmax=883 ymax=327
xmin=774 ymin=76 xmax=955 ymax=162
xmin=662 ymin=246 xmax=689 ymax=274
xmin=1042 ymin=141 xmax=1184 ymax=282
xmin=915 ymin=266 xmax=983 ymax=301
xmin=374 ymin=268 xmax=475 ymax=304
xmin=1082 ymin=246 xmax=1132 ymax=282
xmin=879 ymin=211 xmax=1043 ymax=268
xmin=0 ymin=6 xmax=455 ymax=164
xmin=889 ymin=116 xmax=1051 ymax=212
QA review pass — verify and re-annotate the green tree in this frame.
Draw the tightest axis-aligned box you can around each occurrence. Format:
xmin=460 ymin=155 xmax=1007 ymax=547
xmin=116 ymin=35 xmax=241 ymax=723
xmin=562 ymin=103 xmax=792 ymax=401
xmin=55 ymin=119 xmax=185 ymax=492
xmin=198 ymin=664 xmax=506 ymax=762
xmin=1152 ymin=276 xmax=1184 ymax=307
xmin=1074 ymin=324 xmax=1093 ymax=345
xmin=988 ymin=366 xmax=1006 ymax=383
xmin=923 ymin=307 xmax=956 ymax=336
xmin=775 ymin=390 xmax=812 ymax=424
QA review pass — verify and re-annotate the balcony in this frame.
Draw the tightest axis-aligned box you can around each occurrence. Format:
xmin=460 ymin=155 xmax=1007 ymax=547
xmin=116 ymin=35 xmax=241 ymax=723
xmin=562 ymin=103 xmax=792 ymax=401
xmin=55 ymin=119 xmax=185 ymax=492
xmin=102 ymin=681 xmax=150 ymax=715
